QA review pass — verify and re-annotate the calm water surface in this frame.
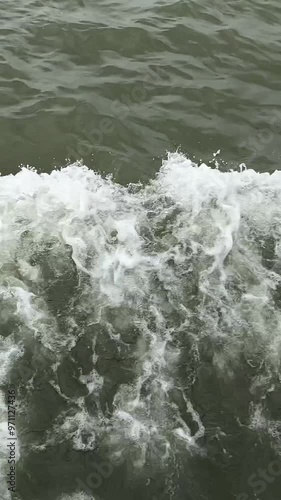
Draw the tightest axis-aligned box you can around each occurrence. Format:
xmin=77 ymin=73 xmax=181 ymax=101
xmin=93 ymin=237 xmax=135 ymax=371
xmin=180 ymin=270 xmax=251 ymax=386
xmin=0 ymin=1 xmax=281 ymax=499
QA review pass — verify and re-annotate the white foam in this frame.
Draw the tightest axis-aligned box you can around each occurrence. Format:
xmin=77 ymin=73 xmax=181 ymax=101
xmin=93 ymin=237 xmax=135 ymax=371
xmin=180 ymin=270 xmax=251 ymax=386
xmin=57 ymin=493 xmax=95 ymax=500
xmin=1 ymin=153 xmax=281 ymax=487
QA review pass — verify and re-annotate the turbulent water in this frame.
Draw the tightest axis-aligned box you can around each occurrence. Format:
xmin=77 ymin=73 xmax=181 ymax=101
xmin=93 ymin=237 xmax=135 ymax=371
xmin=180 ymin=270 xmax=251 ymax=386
xmin=1 ymin=155 xmax=281 ymax=499
xmin=1 ymin=1 xmax=281 ymax=500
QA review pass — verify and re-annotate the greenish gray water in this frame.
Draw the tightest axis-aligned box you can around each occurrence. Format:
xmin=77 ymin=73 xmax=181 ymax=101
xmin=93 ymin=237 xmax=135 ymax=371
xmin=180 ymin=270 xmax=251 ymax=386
xmin=1 ymin=1 xmax=281 ymax=500
xmin=1 ymin=0 xmax=281 ymax=180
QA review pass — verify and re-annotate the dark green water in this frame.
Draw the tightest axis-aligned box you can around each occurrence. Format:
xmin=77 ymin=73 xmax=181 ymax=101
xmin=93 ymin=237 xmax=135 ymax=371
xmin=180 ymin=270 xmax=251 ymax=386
xmin=1 ymin=0 xmax=281 ymax=180
xmin=0 ymin=1 xmax=281 ymax=500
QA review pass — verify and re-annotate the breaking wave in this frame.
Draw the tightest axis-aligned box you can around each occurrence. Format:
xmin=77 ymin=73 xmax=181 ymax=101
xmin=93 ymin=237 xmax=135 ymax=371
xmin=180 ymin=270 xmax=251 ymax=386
xmin=0 ymin=153 xmax=281 ymax=499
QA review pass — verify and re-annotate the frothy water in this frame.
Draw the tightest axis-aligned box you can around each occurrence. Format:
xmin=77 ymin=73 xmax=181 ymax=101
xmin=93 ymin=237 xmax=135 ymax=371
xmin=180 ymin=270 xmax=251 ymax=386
xmin=1 ymin=153 xmax=281 ymax=499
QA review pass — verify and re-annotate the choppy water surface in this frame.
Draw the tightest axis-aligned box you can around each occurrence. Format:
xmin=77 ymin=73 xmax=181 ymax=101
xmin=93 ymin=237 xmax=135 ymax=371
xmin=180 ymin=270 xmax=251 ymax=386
xmin=0 ymin=1 xmax=281 ymax=499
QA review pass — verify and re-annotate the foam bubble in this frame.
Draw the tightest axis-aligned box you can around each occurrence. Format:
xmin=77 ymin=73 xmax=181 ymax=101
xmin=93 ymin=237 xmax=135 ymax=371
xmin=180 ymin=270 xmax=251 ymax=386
xmin=57 ymin=493 xmax=95 ymax=500
xmin=1 ymin=153 xmax=281 ymax=495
